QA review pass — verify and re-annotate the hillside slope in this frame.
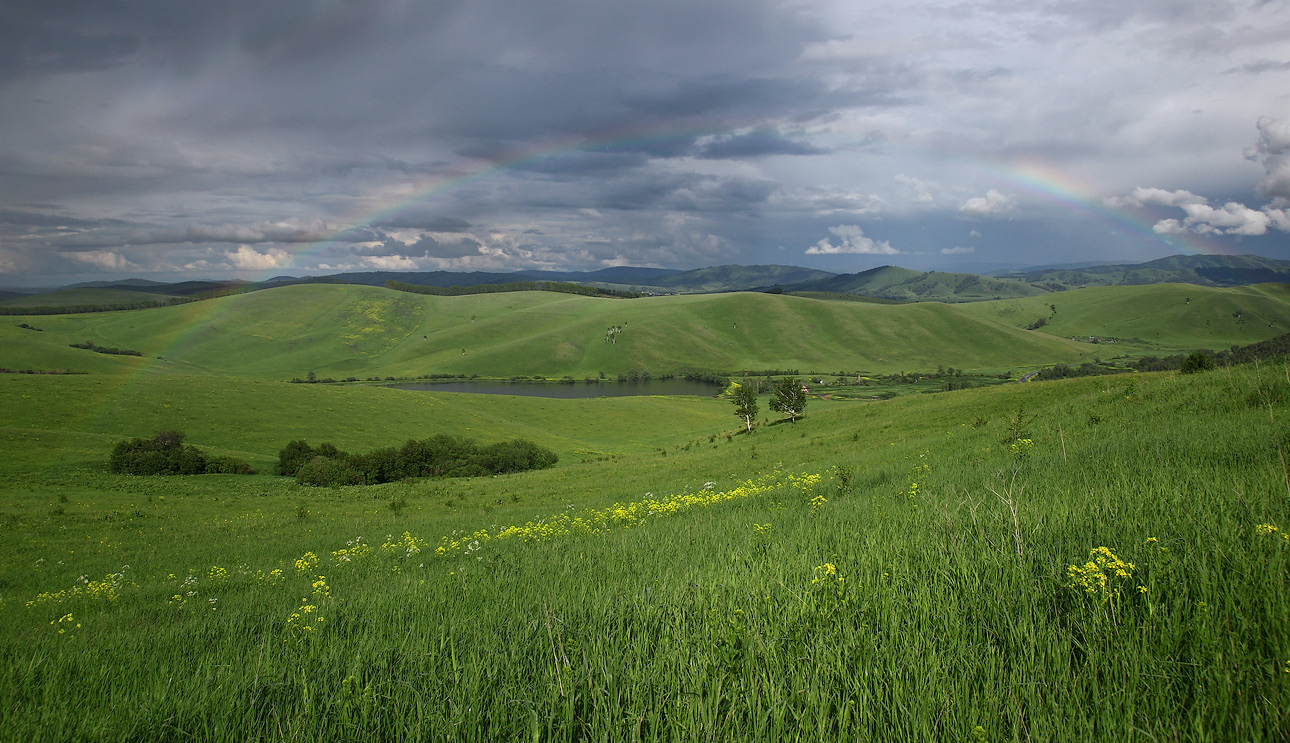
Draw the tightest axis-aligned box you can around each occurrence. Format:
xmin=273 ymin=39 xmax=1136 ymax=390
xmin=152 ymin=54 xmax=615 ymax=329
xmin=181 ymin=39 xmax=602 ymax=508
xmin=785 ymin=265 xmax=1048 ymax=302
xmin=3 ymin=284 xmax=1098 ymax=379
xmin=0 ymin=288 xmax=178 ymax=308
xmin=958 ymin=282 xmax=1290 ymax=352
xmin=1006 ymin=253 xmax=1290 ymax=289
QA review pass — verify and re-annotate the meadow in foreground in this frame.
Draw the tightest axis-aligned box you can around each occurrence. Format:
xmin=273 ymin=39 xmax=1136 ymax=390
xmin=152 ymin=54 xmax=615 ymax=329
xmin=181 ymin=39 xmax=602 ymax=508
xmin=1 ymin=363 xmax=1289 ymax=741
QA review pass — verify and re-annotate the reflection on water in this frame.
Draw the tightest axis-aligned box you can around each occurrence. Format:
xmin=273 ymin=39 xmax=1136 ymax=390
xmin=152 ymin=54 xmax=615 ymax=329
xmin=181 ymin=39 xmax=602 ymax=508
xmin=389 ymin=379 xmax=722 ymax=399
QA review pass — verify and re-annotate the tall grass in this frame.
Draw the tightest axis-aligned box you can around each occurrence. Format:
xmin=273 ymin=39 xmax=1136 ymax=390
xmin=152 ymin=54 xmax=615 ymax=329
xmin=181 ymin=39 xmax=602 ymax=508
xmin=2 ymin=364 xmax=1288 ymax=740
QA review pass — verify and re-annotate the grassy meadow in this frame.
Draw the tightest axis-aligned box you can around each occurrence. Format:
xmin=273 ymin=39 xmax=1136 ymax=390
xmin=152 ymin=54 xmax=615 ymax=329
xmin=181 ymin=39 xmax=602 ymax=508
xmin=1 ymin=284 xmax=1101 ymax=379
xmin=959 ymin=282 xmax=1290 ymax=353
xmin=2 ymin=285 xmax=1290 ymax=741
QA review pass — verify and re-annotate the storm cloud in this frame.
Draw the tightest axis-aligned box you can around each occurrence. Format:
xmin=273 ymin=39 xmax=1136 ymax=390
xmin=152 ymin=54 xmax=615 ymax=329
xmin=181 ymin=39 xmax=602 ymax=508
xmin=2 ymin=0 xmax=1290 ymax=285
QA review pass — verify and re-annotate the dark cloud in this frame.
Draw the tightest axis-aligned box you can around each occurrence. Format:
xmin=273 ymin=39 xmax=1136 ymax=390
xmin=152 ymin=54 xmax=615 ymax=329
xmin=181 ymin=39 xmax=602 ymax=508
xmin=3 ymin=0 xmax=1290 ymax=285
xmin=0 ymin=1 xmax=139 ymax=81
xmin=694 ymin=130 xmax=828 ymax=159
xmin=1223 ymin=60 xmax=1290 ymax=75
xmin=373 ymin=213 xmax=472 ymax=233
xmin=0 ymin=209 xmax=116 ymax=228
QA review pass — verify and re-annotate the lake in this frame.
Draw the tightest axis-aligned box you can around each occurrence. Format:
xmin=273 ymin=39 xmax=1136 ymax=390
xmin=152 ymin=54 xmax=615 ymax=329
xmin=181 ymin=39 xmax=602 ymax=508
xmin=389 ymin=378 xmax=723 ymax=398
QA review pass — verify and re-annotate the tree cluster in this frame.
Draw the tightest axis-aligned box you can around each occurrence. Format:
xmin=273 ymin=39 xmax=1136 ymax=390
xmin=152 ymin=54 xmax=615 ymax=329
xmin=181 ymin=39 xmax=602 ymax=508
xmin=277 ymin=434 xmax=559 ymax=487
xmin=69 ymin=341 xmax=142 ymax=356
xmin=385 ymin=279 xmax=642 ymax=299
xmin=108 ymin=431 xmax=255 ymax=476
xmin=731 ymin=376 xmax=808 ymax=431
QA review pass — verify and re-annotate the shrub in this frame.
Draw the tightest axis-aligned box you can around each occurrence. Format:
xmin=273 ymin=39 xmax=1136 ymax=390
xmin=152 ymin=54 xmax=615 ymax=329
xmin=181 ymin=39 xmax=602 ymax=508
xmin=353 ymin=447 xmax=401 ymax=483
xmin=107 ymin=430 xmax=253 ymax=476
xmin=296 ymin=456 xmax=365 ymax=487
xmin=204 ymin=455 xmax=256 ymax=475
xmin=283 ymin=435 xmax=558 ymax=485
xmin=276 ymin=440 xmax=319 ymax=476
xmin=478 ymin=439 xmax=560 ymax=474
xmin=1180 ymin=350 xmax=1216 ymax=374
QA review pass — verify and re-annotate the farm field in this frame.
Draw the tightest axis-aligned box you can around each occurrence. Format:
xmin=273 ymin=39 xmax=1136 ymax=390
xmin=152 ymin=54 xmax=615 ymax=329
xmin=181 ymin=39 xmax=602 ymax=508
xmin=1 ymin=285 xmax=1289 ymax=740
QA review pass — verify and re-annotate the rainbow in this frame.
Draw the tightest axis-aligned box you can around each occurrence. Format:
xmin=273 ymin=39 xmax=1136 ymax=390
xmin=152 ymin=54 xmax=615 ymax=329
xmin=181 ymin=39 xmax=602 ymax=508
xmin=252 ymin=131 xmax=1221 ymax=282
xmin=1001 ymin=157 xmax=1218 ymax=257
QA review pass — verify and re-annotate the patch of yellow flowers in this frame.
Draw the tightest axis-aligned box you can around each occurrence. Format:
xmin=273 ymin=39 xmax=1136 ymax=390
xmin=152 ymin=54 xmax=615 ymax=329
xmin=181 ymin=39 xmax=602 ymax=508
xmin=294 ymin=551 xmax=319 ymax=573
xmin=1009 ymin=438 xmax=1034 ymax=459
xmin=286 ymin=599 xmax=325 ymax=639
xmin=254 ymin=568 xmax=285 ymax=586
xmin=1256 ymin=523 xmax=1290 ymax=544
xmin=436 ymin=471 xmax=810 ymax=555
xmin=26 ymin=569 xmax=129 ymax=609
xmin=51 ymin=612 xmax=79 ymax=635
xmin=381 ymin=532 xmax=428 ymax=560
xmin=331 ymin=537 xmax=372 ymax=563
xmin=1066 ymin=546 xmax=1135 ymax=601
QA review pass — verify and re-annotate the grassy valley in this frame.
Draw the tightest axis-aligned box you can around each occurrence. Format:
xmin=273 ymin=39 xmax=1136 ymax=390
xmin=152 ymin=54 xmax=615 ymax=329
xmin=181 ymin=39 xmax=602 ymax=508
xmin=3 ymin=284 xmax=1102 ymax=379
xmin=1 ymin=280 xmax=1289 ymax=740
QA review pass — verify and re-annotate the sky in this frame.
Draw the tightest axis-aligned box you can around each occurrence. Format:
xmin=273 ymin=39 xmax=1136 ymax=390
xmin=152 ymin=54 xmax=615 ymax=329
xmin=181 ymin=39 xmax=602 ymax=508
xmin=2 ymin=0 xmax=1290 ymax=287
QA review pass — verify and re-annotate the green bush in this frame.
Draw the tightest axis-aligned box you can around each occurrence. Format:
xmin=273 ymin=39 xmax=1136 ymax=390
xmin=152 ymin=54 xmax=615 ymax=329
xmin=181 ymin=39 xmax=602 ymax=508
xmin=295 ymin=456 xmax=365 ymax=487
xmin=275 ymin=440 xmax=317 ymax=476
xmin=107 ymin=430 xmax=251 ymax=476
xmin=280 ymin=434 xmax=558 ymax=486
xmin=204 ymin=455 xmax=257 ymax=475
xmin=1180 ymin=350 xmax=1216 ymax=374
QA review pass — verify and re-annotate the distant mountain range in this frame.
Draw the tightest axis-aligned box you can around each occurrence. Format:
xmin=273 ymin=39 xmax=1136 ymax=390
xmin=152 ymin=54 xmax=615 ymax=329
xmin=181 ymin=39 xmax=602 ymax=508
xmin=771 ymin=254 xmax=1290 ymax=302
xmin=6 ymin=254 xmax=1290 ymax=306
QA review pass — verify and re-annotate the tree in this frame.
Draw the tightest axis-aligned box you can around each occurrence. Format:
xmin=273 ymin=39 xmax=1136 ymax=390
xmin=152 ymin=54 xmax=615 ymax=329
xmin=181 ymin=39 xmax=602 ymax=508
xmin=771 ymin=377 xmax=807 ymax=423
xmin=1180 ymin=350 xmax=1216 ymax=374
xmin=732 ymin=383 xmax=758 ymax=433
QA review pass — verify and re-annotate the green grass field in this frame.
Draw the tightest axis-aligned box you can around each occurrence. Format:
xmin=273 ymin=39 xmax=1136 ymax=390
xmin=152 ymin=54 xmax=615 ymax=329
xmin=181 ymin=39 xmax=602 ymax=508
xmin=2 ymin=285 xmax=1289 ymax=740
xmin=4 ymin=284 xmax=1104 ymax=379
xmin=959 ymin=282 xmax=1290 ymax=353
xmin=0 ymin=287 xmax=178 ymax=308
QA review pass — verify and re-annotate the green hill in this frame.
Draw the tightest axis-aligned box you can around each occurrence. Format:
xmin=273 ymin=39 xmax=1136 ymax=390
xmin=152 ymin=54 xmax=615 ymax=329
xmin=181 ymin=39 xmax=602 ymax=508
xmin=0 ymin=373 xmax=735 ymax=471
xmin=646 ymin=264 xmax=836 ymax=293
xmin=0 ymin=287 xmax=178 ymax=309
xmin=9 ymin=281 xmax=1290 ymax=380
xmin=1 ymin=351 xmax=1288 ymax=738
xmin=957 ymin=282 xmax=1290 ymax=352
xmin=786 ymin=265 xmax=1048 ymax=302
xmin=1005 ymin=253 xmax=1290 ymax=289
xmin=2 ymin=283 xmax=1101 ymax=379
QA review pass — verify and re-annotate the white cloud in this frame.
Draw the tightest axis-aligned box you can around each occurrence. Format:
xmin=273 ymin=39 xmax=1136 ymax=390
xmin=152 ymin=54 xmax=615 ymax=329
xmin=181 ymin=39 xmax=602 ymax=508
xmin=227 ymin=245 xmax=290 ymax=270
xmin=771 ymin=187 xmax=885 ymax=216
xmin=958 ymin=189 xmax=1016 ymax=217
xmin=361 ymin=255 xmax=421 ymax=270
xmin=1176 ymin=202 xmax=1271 ymax=236
xmin=67 ymin=250 xmax=135 ymax=271
xmin=1111 ymin=181 xmax=1290 ymax=236
xmin=895 ymin=174 xmax=936 ymax=205
xmin=1249 ymin=116 xmax=1290 ymax=199
xmin=1266 ymin=207 xmax=1290 ymax=232
xmin=941 ymin=246 xmax=974 ymax=254
xmin=804 ymin=224 xmax=897 ymax=255
xmin=1105 ymin=187 xmax=1209 ymax=208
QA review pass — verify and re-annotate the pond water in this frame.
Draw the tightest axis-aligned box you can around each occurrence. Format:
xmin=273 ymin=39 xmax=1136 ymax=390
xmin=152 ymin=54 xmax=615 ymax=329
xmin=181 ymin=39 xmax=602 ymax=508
xmin=389 ymin=378 xmax=722 ymax=399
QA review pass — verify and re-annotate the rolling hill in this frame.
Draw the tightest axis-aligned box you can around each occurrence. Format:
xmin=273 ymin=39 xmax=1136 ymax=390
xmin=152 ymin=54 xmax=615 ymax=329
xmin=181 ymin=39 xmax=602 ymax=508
xmin=782 ymin=265 xmax=1047 ymax=302
xmin=957 ymin=282 xmax=1290 ymax=352
xmin=0 ymin=287 xmax=179 ymax=308
xmin=3 ymin=283 xmax=1099 ymax=379
xmin=998 ymin=253 xmax=1290 ymax=290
